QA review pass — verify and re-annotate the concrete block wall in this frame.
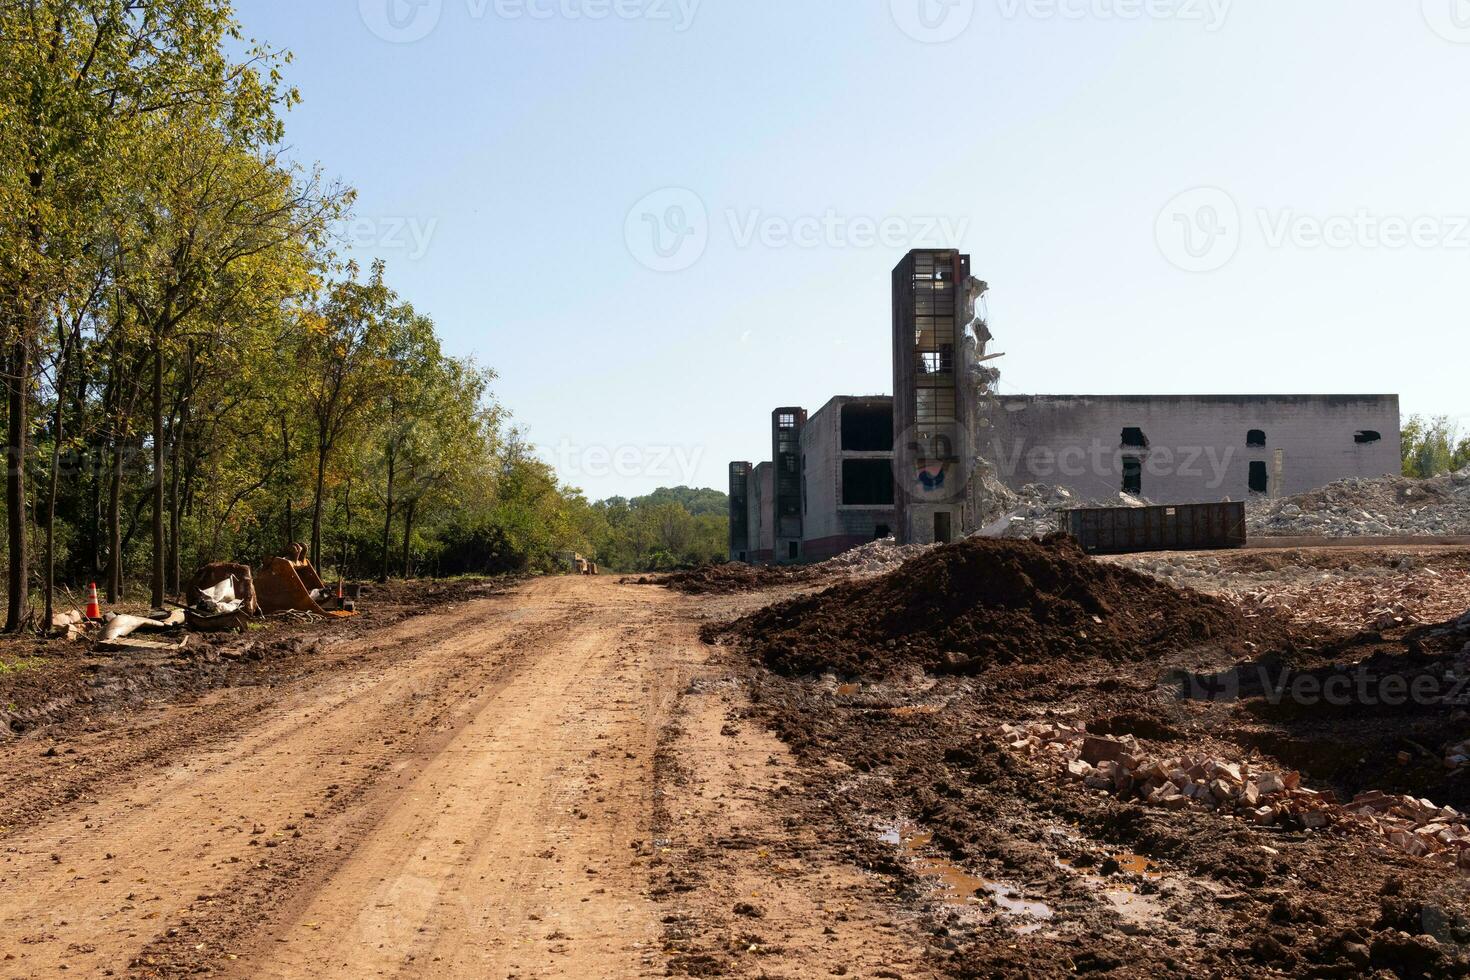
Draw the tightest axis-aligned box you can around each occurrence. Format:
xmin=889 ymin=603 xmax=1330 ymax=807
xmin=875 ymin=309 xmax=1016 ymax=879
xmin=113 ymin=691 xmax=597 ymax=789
xmin=987 ymin=395 xmax=1402 ymax=504
xmin=728 ymin=461 xmax=753 ymax=562
xmin=747 ymin=462 xmax=775 ymax=563
xmin=800 ymin=396 xmax=898 ymax=562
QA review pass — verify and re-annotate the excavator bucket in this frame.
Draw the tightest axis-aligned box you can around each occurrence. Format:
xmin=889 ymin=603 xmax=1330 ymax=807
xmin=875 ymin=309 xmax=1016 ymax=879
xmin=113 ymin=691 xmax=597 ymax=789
xmin=255 ymin=557 xmax=328 ymax=615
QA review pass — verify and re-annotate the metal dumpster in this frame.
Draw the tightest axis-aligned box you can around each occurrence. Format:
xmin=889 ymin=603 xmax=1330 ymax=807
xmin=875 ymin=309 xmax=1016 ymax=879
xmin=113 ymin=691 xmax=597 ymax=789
xmin=1065 ymin=502 xmax=1247 ymax=555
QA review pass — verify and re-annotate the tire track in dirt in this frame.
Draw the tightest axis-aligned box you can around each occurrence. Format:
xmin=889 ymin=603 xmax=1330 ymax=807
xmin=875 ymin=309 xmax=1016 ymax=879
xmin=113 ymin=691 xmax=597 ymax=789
xmin=0 ymin=586 xmax=570 ymax=977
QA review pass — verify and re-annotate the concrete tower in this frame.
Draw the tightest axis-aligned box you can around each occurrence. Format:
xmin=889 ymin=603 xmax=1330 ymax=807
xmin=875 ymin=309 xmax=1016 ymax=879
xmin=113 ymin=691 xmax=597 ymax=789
xmin=771 ymin=407 xmax=807 ymax=562
xmin=892 ymin=249 xmax=978 ymax=545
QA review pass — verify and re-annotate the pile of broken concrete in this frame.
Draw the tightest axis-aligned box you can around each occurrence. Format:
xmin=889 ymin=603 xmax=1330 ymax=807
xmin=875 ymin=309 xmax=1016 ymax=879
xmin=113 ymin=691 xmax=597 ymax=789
xmin=1248 ymin=468 xmax=1470 ymax=538
xmin=975 ymin=483 xmax=1151 ymax=540
xmin=1001 ymin=720 xmax=1470 ymax=869
xmin=815 ymin=537 xmax=936 ymax=578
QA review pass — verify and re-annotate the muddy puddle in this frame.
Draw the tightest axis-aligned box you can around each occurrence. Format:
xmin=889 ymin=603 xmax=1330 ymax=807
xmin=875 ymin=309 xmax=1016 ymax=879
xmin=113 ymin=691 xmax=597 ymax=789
xmin=1056 ymin=845 xmax=1166 ymax=929
xmin=881 ymin=822 xmax=1054 ymax=933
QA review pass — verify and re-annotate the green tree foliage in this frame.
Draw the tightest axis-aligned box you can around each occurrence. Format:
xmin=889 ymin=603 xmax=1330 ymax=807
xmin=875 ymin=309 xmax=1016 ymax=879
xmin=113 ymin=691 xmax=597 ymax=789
xmin=1402 ymin=415 xmax=1470 ymax=479
xmin=0 ymin=0 xmax=731 ymax=627
xmin=584 ymin=488 xmax=729 ymax=572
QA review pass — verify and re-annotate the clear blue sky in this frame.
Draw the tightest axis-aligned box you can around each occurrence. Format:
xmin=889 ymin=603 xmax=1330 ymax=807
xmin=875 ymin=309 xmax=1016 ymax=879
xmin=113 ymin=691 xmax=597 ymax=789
xmin=234 ymin=0 xmax=1470 ymax=499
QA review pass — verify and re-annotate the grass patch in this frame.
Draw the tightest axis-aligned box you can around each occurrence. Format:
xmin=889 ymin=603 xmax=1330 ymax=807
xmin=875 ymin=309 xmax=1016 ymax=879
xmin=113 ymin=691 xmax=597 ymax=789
xmin=0 ymin=657 xmax=47 ymax=676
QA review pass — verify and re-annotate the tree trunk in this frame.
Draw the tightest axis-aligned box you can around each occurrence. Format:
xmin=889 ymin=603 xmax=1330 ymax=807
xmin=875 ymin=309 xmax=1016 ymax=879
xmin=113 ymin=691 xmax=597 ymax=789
xmin=168 ymin=348 xmax=193 ymax=592
xmin=280 ymin=417 xmax=294 ymax=547
xmin=43 ymin=326 xmax=73 ymax=630
xmin=150 ymin=340 xmax=164 ymax=607
xmin=6 ymin=334 xmax=30 ymax=632
xmin=340 ymin=475 xmax=352 ymax=586
xmin=168 ymin=421 xmax=181 ymax=593
xmin=310 ymin=437 xmax=328 ymax=569
xmin=379 ymin=446 xmax=395 ymax=583
xmin=401 ymin=498 xmax=416 ymax=579
xmin=107 ymin=437 xmax=123 ymax=602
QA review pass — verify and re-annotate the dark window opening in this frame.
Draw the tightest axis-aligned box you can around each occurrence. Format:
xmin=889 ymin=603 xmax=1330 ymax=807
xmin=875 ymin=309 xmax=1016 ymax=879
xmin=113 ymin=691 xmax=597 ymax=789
xmin=788 ymin=542 xmax=800 ymax=561
xmin=1249 ymin=461 xmax=1269 ymax=494
xmin=738 ymin=552 xmax=747 ymax=562
xmin=842 ymin=460 xmax=895 ymax=506
xmin=934 ymin=512 xmax=953 ymax=544
xmin=1122 ymin=427 xmax=1149 ymax=449
xmin=841 ymin=403 xmax=895 ymax=452
xmin=874 ymin=525 xmax=891 ymax=540
xmin=1355 ymin=430 xmax=1383 ymax=445
xmin=1122 ymin=456 xmax=1143 ymax=495
xmin=1247 ymin=429 xmax=1267 ymax=448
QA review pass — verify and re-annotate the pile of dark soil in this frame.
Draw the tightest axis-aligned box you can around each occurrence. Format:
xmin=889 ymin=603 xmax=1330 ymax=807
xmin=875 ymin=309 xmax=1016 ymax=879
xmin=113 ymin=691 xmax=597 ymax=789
xmin=627 ymin=562 xmax=823 ymax=596
xmin=719 ymin=535 xmax=1294 ymax=677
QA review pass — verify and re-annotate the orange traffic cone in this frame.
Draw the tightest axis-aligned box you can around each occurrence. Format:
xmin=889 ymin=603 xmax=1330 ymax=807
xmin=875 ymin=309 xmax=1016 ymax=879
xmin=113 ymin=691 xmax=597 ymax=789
xmin=85 ymin=582 xmax=102 ymax=620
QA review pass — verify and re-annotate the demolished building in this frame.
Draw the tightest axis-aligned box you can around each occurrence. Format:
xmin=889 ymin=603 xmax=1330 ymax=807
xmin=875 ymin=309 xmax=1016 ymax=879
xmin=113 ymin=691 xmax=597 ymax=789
xmin=730 ymin=248 xmax=1404 ymax=561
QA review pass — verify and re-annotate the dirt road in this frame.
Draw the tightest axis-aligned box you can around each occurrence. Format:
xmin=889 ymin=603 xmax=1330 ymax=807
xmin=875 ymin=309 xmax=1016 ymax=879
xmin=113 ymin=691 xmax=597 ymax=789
xmin=0 ymin=578 xmax=927 ymax=979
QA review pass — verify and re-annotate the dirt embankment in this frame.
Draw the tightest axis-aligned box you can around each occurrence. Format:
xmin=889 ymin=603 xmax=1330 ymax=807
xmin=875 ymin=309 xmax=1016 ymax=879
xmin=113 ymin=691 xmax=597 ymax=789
xmin=715 ymin=535 xmax=1301 ymax=679
xmin=626 ymin=562 xmax=825 ymax=595
xmin=708 ymin=538 xmax=1470 ymax=978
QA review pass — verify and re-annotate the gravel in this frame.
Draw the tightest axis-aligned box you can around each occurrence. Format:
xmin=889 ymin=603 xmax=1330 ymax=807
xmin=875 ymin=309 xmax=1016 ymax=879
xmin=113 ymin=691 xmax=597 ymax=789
xmin=1247 ymin=468 xmax=1470 ymax=538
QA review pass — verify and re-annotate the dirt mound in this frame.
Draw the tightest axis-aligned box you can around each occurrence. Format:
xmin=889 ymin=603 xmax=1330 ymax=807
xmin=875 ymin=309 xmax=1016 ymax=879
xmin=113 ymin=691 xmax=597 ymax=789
xmin=627 ymin=562 xmax=822 ymax=595
xmin=719 ymin=535 xmax=1291 ymax=677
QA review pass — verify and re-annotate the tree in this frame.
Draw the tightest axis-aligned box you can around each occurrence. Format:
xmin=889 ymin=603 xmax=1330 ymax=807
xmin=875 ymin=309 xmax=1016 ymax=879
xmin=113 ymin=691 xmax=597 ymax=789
xmin=1402 ymin=415 xmax=1470 ymax=479
xmin=0 ymin=0 xmax=295 ymax=626
xmin=297 ymin=261 xmax=395 ymax=568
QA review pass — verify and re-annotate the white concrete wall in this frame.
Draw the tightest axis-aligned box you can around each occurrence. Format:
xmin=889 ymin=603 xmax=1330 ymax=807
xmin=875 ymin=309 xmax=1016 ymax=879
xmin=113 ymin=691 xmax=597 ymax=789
xmin=987 ymin=395 xmax=1402 ymax=504
xmin=800 ymin=396 xmax=897 ymax=560
xmin=747 ymin=463 xmax=775 ymax=561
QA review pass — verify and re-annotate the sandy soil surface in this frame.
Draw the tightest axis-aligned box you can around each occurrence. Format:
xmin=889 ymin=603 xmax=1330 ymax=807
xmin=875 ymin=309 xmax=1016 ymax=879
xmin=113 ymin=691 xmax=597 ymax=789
xmin=7 ymin=547 xmax=1470 ymax=979
xmin=0 ymin=577 xmax=925 ymax=979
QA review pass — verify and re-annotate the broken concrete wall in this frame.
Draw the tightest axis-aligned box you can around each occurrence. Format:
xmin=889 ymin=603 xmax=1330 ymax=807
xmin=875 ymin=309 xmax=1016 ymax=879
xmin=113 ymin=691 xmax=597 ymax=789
xmin=799 ymin=396 xmax=898 ymax=562
xmin=987 ymin=394 xmax=1402 ymax=504
xmin=747 ymin=462 xmax=775 ymax=564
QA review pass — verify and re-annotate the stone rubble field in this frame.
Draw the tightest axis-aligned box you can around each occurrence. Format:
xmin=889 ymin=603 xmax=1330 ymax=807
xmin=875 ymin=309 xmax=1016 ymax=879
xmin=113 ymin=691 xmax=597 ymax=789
xmin=1248 ymin=468 xmax=1470 ymax=538
xmin=970 ymin=467 xmax=1470 ymax=543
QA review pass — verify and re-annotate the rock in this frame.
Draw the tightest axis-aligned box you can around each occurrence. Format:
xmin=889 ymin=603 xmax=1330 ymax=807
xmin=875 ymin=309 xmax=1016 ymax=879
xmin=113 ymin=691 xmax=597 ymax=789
xmin=1081 ymin=736 xmax=1126 ymax=765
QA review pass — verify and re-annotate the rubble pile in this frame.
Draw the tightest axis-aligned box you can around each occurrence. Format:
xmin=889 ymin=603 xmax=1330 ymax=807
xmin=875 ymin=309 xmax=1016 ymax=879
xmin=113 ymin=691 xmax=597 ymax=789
xmin=976 ymin=483 xmax=1150 ymax=540
xmin=717 ymin=536 xmax=1287 ymax=678
xmin=814 ymin=537 xmax=935 ymax=578
xmin=1111 ymin=551 xmax=1470 ymax=631
xmin=1239 ymin=570 xmax=1470 ymax=632
xmin=1003 ymin=720 xmax=1470 ymax=868
xmin=1248 ymin=468 xmax=1470 ymax=538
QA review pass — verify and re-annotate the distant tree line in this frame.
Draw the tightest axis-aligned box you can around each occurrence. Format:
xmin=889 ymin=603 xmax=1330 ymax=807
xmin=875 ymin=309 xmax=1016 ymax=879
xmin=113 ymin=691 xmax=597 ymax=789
xmin=582 ymin=487 xmax=729 ymax=573
xmin=1402 ymin=415 xmax=1470 ymax=479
